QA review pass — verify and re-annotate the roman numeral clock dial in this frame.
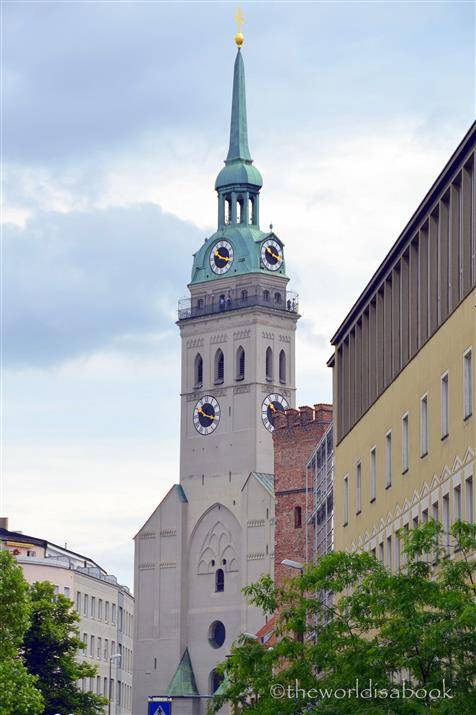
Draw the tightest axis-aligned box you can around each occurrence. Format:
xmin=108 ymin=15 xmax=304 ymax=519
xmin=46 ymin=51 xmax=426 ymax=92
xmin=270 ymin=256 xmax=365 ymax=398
xmin=193 ymin=396 xmax=221 ymax=435
xmin=210 ymin=240 xmax=234 ymax=274
xmin=261 ymin=393 xmax=289 ymax=432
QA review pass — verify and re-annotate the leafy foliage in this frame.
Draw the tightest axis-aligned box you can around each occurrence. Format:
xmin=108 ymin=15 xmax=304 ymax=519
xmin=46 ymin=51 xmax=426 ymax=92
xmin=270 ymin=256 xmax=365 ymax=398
xmin=23 ymin=581 xmax=107 ymax=715
xmin=210 ymin=520 xmax=476 ymax=714
xmin=0 ymin=550 xmax=44 ymax=715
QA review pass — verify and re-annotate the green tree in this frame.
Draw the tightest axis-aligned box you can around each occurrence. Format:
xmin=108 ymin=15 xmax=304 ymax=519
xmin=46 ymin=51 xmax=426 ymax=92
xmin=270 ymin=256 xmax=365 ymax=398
xmin=0 ymin=550 xmax=44 ymax=715
xmin=211 ymin=520 xmax=476 ymax=714
xmin=23 ymin=581 xmax=107 ymax=715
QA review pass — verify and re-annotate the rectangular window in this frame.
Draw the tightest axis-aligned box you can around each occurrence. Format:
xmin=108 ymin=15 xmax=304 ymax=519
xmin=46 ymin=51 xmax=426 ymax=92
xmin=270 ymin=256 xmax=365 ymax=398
xmin=91 ymin=597 xmax=95 ymax=619
xmin=402 ymin=413 xmax=409 ymax=473
xmin=454 ymin=485 xmax=462 ymax=522
xmin=355 ymin=463 xmax=362 ymax=514
xmin=343 ymin=475 xmax=349 ymax=525
xmin=422 ymin=508 xmax=429 ymax=561
xmin=443 ymin=494 xmax=450 ymax=552
xmin=119 ymin=606 xmax=123 ymax=632
xmin=378 ymin=541 xmax=384 ymax=563
xmin=105 ymin=601 xmax=109 ymax=622
xmin=76 ymin=592 xmax=81 ymax=613
xmin=83 ymin=633 xmax=87 ymax=647
xmin=83 ymin=594 xmax=88 ymax=616
xmin=370 ymin=447 xmax=376 ymax=502
xmin=104 ymin=678 xmax=108 ymax=699
xmin=97 ymin=676 xmax=101 ymax=695
xmin=420 ymin=395 xmax=428 ymax=456
xmin=395 ymin=533 xmax=401 ymax=571
xmin=386 ymin=535 xmax=392 ymax=570
xmin=90 ymin=635 xmax=95 ymax=658
xmin=97 ymin=637 xmax=102 ymax=660
xmin=464 ymin=349 xmax=473 ymax=418
xmin=112 ymin=604 xmax=116 ymax=625
xmin=371 ymin=547 xmax=376 ymax=559
xmin=441 ymin=372 xmax=449 ymax=438
xmin=385 ymin=431 xmax=392 ymax=488
xmin=64 ymin=586 xmax=70 ymax=598
xmin=466 ymin=476 xmax=474 ymax=523
xmin=98 ymin=599 xmax=103 ymax=620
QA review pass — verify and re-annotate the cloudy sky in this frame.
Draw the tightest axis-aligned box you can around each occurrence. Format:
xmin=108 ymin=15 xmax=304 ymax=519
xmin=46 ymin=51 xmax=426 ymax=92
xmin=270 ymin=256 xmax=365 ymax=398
xmin=3 ymin=1 xmax=475 ymax=588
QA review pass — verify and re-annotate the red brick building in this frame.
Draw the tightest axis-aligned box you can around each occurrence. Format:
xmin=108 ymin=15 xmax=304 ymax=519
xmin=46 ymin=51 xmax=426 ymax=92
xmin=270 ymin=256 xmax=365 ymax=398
xmin=273 ymin=404 xmax=333 ymax=586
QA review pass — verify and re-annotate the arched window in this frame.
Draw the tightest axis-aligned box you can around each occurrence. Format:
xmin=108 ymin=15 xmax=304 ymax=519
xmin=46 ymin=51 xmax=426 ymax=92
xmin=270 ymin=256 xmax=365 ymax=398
xmin=237 ymin=197 xmax=244 ymax=223
xmin=241 ymin=289 xmax=248 ymax=303
xmin=249 ymin=196 xmax=256 ymax=224
xmin=214 ymin=349 xmax=224 ymax=384
xmin=210 ymin=669 xmax=224 ymax=694
xmin=294 ymin=506 xmax=302 ymax=529
xmin=236 ymin=346 xmax=245 ymax=381
xmin=279 ymin=350 xmax=286 ymax=384
xmin=265 ymin=347 xmax=273 ymax=382
xmin=219 ymin=294 xmax=226 ymax=311
xmin=194 ymin=353 xmax=203 ymax=389
xmin=215 ymin=568 xmax=224 ymax=592
xmin=225 ymin=197 xmax=231 ymax=224
xmin=274 ymin=292 xmax=282 ymax=304
xmin=263 ymin=289 xmax=270 ymax=302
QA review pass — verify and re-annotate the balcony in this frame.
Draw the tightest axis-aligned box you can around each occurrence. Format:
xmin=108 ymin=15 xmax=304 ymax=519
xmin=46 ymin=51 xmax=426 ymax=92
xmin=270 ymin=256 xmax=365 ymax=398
xmin=177 ymin=288 xmax=299 ymax=322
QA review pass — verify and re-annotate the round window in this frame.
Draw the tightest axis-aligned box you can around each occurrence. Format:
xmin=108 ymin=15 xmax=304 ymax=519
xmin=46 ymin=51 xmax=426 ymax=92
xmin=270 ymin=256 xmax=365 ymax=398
xmin=208 ymin=620 xmax=226 ymax=649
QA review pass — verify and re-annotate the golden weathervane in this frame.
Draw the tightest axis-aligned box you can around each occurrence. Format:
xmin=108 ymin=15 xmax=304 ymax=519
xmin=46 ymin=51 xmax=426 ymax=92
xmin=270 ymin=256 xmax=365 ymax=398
xmin=234 ymin=7 xmax=244 ymax=47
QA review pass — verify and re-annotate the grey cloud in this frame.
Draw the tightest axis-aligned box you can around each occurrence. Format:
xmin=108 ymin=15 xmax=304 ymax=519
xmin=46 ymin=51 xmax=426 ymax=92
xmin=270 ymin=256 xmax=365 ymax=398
xmin=6 ymin=203 xmax=203 ymax=366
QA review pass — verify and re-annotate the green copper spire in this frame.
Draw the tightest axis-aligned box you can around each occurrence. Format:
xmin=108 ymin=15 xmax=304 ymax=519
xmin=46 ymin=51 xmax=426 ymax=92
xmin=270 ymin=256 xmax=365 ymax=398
xmin=226 ymin=49 xmax=252 ymax=163
xmin=165 ymin=648 xmax=199 ymax=697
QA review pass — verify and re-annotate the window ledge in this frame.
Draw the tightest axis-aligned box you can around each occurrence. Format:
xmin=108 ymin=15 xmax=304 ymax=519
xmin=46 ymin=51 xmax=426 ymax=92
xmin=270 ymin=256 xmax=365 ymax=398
xmin=356 ymin=509 xmax=362 ymax=516
xmin=235 ymin=376 xmax=245 ymax=382
xmin=370 ymin=497 xmax=376 ymax=504
xmin=420 ymin=451 xmax=428 ymax=459
xmin=343 ymin=521 xmax=348 ymax=528
xmin=385 ymin=483 xmax=392 ymax=491
xmin=464 ymin=412 xmax=473 ymax=422
xmin=266 ymin=377 xmax=273 ymax=383
xmin=402 ymin=468 xmax=409 ymax=476
xmin=441 ymin=433 xmax=449 ymax=442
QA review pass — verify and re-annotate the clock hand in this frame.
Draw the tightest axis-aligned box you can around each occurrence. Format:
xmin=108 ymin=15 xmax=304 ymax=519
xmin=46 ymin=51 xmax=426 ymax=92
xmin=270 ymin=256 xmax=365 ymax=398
xmin=198 ymin=407 xmax=216 ymax=420
xmin=269 ymin=403 xmax=278 ymax=412
xmin=214 ymin=250 xmax=232 ymax=262
xmin=265 ymin=246 xmax=281 ymax=261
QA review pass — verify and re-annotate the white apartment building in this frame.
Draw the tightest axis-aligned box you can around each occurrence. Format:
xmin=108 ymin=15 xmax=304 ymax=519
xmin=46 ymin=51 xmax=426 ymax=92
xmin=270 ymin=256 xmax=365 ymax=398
xmin=0 ymin=518 xmax=134 ymax=715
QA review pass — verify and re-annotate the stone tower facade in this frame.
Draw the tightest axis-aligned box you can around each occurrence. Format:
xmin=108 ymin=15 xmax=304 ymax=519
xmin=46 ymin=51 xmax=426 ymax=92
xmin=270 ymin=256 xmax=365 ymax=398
xmin=133 ymin=44 xmax=299 ymax=715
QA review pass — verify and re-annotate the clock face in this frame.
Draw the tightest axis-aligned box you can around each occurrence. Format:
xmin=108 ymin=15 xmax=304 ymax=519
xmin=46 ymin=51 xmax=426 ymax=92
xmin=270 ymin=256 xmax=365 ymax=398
xmin=261 ymin=239 xmax=283 ymax=272
xmin=193 ymin=395 xmax=221 ymax=435
xmin=210 ymin=240 xmax=234 ymax=275
xmin=261 ymin=393 xmax=289 ymax=432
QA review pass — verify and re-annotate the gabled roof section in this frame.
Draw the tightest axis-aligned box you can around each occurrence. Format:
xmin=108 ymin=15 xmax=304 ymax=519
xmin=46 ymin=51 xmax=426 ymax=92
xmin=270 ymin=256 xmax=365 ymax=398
xmin=133 ymin=484 xmax=187 ymax=538
xmin=241 ymin=471 xmax=275 ymax=497
xmin=165 ymin=648 xmax=199 ymax=697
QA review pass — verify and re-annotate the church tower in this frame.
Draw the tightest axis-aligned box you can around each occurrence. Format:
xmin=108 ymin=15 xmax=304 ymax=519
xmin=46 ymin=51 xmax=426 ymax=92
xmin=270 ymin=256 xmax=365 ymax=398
xmin=133 ymin=28 xmax=299 ymax=715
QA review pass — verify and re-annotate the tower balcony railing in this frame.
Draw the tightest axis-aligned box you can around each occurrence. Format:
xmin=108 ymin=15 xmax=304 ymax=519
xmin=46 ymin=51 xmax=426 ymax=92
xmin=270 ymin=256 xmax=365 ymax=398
xmin=177 ymin=289 xmax=299 ymax=321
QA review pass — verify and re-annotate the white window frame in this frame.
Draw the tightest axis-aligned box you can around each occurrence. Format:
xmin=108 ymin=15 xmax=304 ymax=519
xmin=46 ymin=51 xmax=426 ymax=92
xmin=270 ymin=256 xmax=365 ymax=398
xmin=385 ymin=430 xmax=392 ymax=488
xmin=355 ymin=462 xmax=362 ymax=514
xmin=370 ymin=446 xmax=377 ymax=502
xmin=343 ymin=474 xmax=349 ymax=526
xmin=463 ymin=348 xmax=473 ymax=419
xmin=401 ymin=412 xmax=409 ymax=473
xmin=441 ymin=371 xmax=449 ymax=438
xmin=420 ymin=394 xmax=428 ymax=457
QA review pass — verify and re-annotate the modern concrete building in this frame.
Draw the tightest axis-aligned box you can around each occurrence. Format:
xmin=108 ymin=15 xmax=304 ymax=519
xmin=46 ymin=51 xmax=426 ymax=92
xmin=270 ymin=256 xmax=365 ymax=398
xmin=133 ymin=36 xmax=299 ymax=715
xmin=0 ymin=519 xmax=134 ymax=715
xmin=329 ymin=122 xmax=475 ymax=564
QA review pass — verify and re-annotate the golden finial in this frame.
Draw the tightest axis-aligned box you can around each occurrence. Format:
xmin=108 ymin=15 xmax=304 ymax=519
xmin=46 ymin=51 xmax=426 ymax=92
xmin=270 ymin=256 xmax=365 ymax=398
xmin=234 ymin=7 xmax=244 ymax=47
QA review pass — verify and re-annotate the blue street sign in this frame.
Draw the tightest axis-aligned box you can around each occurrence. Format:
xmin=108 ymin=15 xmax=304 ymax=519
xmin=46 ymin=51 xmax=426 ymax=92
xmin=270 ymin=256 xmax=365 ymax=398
xmin=148 ymin=698 xmax=172 ymax=715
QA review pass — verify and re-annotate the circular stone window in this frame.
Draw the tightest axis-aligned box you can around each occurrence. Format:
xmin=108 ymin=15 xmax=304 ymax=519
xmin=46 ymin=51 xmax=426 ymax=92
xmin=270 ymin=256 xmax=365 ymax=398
xmin=208 ymin=620 xmax=226 ymax=649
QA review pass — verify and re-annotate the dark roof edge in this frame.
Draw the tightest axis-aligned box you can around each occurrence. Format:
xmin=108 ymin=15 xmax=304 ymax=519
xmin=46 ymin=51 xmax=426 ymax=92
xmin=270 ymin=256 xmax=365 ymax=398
xmin=331 ymin=120 xmax=476 ymax=346
xmin=0 ymin=527 xmax=104 ymax=571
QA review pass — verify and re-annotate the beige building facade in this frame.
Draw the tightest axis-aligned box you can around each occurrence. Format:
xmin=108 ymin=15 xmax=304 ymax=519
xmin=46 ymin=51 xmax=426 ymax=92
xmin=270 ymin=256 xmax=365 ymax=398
xmin=330 ymin=123 xmax=475 ymax=563
xmin=0 ymin=521 xmax=134 ymax=715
